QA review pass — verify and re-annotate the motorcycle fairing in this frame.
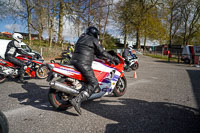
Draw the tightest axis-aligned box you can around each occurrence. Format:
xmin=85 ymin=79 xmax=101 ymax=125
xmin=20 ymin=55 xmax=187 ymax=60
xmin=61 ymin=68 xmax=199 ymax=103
xmin=0 ymin=58 xmax=35 ymax=77
xmin=51 ymin=61 xmax=111 ymax=82
xmin=0 ymin=58 xmax=14 ymax=67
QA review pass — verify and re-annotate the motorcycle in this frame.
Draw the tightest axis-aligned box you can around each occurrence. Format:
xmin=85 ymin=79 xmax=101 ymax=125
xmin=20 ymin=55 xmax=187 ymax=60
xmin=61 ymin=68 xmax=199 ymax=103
xmin=0 ymin=55 xmax=49 ymax=83
xmin=124 ymin=55 xmax=139 ymax=72
xmin=46 ymin=51 xmax=127 ymax=111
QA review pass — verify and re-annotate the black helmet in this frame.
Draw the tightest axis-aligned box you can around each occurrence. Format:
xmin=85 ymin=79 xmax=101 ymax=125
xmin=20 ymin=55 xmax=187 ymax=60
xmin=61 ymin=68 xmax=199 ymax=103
xmin=86 ymin=26 xmax=100 ymax=38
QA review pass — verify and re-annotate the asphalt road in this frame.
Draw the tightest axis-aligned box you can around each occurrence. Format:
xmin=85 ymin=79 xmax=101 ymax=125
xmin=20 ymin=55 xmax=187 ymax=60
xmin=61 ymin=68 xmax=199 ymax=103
xmin=0 ymin=55 xmax=200 ymax=133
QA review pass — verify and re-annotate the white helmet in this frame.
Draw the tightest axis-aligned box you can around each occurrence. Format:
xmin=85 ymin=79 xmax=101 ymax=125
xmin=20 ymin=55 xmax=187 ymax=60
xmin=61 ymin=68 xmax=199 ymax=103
xmin=12 ymin=33 xmax=23 ymax=43
xmin=128 ymin=45 xmax=132 ymax=50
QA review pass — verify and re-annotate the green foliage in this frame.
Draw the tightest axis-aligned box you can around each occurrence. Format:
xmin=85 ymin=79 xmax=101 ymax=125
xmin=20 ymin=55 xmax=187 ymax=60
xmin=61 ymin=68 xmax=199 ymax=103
xmin=115 ymin=0 xmax=167 ymax=48
xmin=102 ymin=33 xmax=118 ymax=49
xmin=141 ymin=9 xmax=169 ymax=44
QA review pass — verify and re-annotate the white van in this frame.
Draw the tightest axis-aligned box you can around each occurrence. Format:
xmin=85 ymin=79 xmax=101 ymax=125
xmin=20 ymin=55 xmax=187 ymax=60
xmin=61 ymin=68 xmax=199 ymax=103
xmin=0 ymin=39 xmax=43 ymax=60
xmin=181 ymin=45 xmax=200 ymax=64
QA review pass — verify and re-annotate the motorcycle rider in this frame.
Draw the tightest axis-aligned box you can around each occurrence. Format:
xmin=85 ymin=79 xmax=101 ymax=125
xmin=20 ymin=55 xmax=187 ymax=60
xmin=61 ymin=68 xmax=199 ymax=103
xmin=69 ymin=26 xmax=120 ymax=115
xmin=62 ymin=43 xmax=75 ymax=59
xmin=61 ymin=43 xmax=75 ymax=64
xmin=5 ymin=33 xmax=33 ymax=83
xmin=122 ymin=45 xmax=135 ymax=70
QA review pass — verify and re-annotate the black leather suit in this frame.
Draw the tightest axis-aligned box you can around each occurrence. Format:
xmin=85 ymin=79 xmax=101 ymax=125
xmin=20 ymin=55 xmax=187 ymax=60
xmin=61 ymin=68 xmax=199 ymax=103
xmin=5 ymin=40 xmax=30 ymax=76
xmin=70 ymin=33 xmax=115 ymax=96
xmin=122 ymin=48 xmax=129 ymax=65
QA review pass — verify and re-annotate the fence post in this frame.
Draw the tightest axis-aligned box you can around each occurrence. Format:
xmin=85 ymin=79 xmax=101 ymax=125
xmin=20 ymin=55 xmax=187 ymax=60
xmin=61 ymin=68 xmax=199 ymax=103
xmin=40 ymin=47 xmax=43 ymax=56
xmin=177 ymin=52 xmax=180 ymax=63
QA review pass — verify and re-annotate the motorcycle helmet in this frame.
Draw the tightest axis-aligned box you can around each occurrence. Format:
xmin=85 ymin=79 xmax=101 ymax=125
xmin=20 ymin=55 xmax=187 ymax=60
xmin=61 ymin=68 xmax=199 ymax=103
xmin=128 ymin=45 xmax=133 ymax=50
xmin=12 ymin=33 xmax=23 ymax=43
xmin=86 ymin=26 xmax=100 ymax=39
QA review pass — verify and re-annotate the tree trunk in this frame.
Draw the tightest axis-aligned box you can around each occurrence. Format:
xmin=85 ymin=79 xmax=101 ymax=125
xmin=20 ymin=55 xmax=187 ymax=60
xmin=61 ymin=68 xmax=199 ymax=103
xmin=25 ymin=0 xmax=32 ymax=45
xmin=48 ymin=0 xmax=56 ymax=48
xmin=102 ymin=4 xmax=110 ymax=45
xmin=88 ymin=0 xmax=91 ymax=26
xmin=136 ymin=27 xmax=141 ymax=49
xmin=124 ymin=24 xmax=127 ymax=48
xmin=144 ymin=34 xmax=147 ymax=52
xmin=58 ymin=0 xmax=64 ymax=45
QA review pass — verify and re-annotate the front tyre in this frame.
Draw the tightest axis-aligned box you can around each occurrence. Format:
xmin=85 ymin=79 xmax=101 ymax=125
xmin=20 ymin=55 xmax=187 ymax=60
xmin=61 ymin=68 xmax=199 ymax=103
xmin=48 ymin=88 xmax=72 ymax=111
xmin=0 ymin=74 xmax=6 ymax=84
xmin=113 ymin=76 xmax=127 ymax=97
xmin=36 ymin=65 xmax=49 ymax=79
xmin=130 ymin=62 xmax=139 ymax=70
xmin=0 ymin=110 xmax=9 ymax=133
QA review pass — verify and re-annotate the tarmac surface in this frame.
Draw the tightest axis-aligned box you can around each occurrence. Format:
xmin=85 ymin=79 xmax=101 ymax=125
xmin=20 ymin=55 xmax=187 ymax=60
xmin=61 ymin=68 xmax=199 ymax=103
xmin=0 ymin=55 xmax=200 ymax=133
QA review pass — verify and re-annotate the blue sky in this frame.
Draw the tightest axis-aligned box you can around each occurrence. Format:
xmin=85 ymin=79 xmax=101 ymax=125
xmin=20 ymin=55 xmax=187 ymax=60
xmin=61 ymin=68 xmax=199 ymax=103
xmin=0 ymin=0 xmax=121 ymax=43
xmin=0 ymin=17 xmax=26 ymax=33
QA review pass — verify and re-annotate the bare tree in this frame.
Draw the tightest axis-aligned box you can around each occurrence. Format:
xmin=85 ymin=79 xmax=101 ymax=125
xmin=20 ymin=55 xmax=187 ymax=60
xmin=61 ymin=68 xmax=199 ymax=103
xmin=181 ymin=0 xmax=200 ymax=45
xmin=24 ymin=0 xmax=34 ymax=45
xmin=31 ymin=0 xmax=48 ymax=46
xmin=48 ymin=0 xmax=57 ymax=48
xmin=58 ymin=0 xmax=65 ymax=45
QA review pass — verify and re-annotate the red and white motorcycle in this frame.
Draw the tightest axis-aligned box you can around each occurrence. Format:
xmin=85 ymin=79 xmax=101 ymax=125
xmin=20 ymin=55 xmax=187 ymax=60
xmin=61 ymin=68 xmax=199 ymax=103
xmin=0 ymin=55 xmax=49 ymax=83
xmin=46 ymin=51 xmax=127 ymax=111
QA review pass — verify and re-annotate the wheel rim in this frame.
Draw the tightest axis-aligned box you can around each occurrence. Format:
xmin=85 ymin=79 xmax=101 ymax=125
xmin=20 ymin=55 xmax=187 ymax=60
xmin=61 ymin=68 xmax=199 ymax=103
xmin=53 ymin=91 xmax=71 ymax=108
xmin=131 ymin=63 xmax=138 ymax=70
xmin=116 ymin=78 xmax=125 ymax=92
xmin=37 ymin=66 xmax=49 ymax=78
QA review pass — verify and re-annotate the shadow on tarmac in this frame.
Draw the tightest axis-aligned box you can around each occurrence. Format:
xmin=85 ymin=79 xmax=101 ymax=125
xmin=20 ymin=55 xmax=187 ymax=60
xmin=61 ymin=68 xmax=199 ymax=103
xmin=8 ymin=82 xmax=77 ymax=116
xmin=187 ymin=70 xmax=200 ymax=110
xmin=82 ymin=98 xmax=200 ymax=133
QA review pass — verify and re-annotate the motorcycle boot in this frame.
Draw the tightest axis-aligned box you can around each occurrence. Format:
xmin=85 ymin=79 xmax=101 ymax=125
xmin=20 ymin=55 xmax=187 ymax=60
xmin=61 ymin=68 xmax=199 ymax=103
xmin=70 ymin=91 xmax=89 ymax=115
xmin=19 ymin=68 xmax=27 ymax=84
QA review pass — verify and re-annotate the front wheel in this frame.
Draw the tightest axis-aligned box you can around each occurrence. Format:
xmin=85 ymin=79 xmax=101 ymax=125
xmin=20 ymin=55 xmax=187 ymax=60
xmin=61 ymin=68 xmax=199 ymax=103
xmin=130 ymin=62 xmax=139 ymax=70
xmin=113 ymin=76 xmax=127 ymax=97
xmin=0 ymin=74 xmax=6 ymax=84
xmin=0 ymin=111 xmax=9 ymax=133
xmin=36 ymin=65 xmax=49 ymax=79
xmin=48 ymin=88 xmax=72 ymax=111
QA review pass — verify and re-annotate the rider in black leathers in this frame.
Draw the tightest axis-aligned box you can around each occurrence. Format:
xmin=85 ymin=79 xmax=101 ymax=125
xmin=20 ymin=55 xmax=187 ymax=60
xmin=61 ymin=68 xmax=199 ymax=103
xmin=5 ymin=33 xmax=33 ymax=83
xmin=69 ymin=26 xmax=120 ymax=115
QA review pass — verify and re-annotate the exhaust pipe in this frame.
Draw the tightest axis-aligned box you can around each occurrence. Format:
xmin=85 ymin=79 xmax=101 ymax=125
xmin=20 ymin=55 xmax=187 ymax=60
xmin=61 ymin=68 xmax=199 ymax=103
xmin=50 ymin=81 xmax=79 ymax=96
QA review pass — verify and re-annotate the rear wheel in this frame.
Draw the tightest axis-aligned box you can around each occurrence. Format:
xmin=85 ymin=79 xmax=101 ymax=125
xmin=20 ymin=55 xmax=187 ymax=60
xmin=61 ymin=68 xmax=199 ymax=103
xmin=0 ymin=74 xmax=6 ymax=83
xmin=48 ymin=88 xmax=72 ymax=111
xmin=113 ymin=76 xmax=127 ymax=97
xmin=36 ymin=65 xmax=49 ymax=79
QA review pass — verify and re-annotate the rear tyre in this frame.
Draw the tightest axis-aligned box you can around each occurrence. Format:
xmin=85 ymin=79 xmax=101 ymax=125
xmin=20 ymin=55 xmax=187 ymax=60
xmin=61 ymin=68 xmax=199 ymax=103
xmin=36 ymin=65 xmax=49 ymax=79
xmin=0 ymin=110 xmax=9 ymax=133
xmin=48 ymin=88 xmax=72 ymax=111
xmin=113 ymin=76 xmax=127 ymax=97
xmin=0 ymin=74 xmax=6 ymax=83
